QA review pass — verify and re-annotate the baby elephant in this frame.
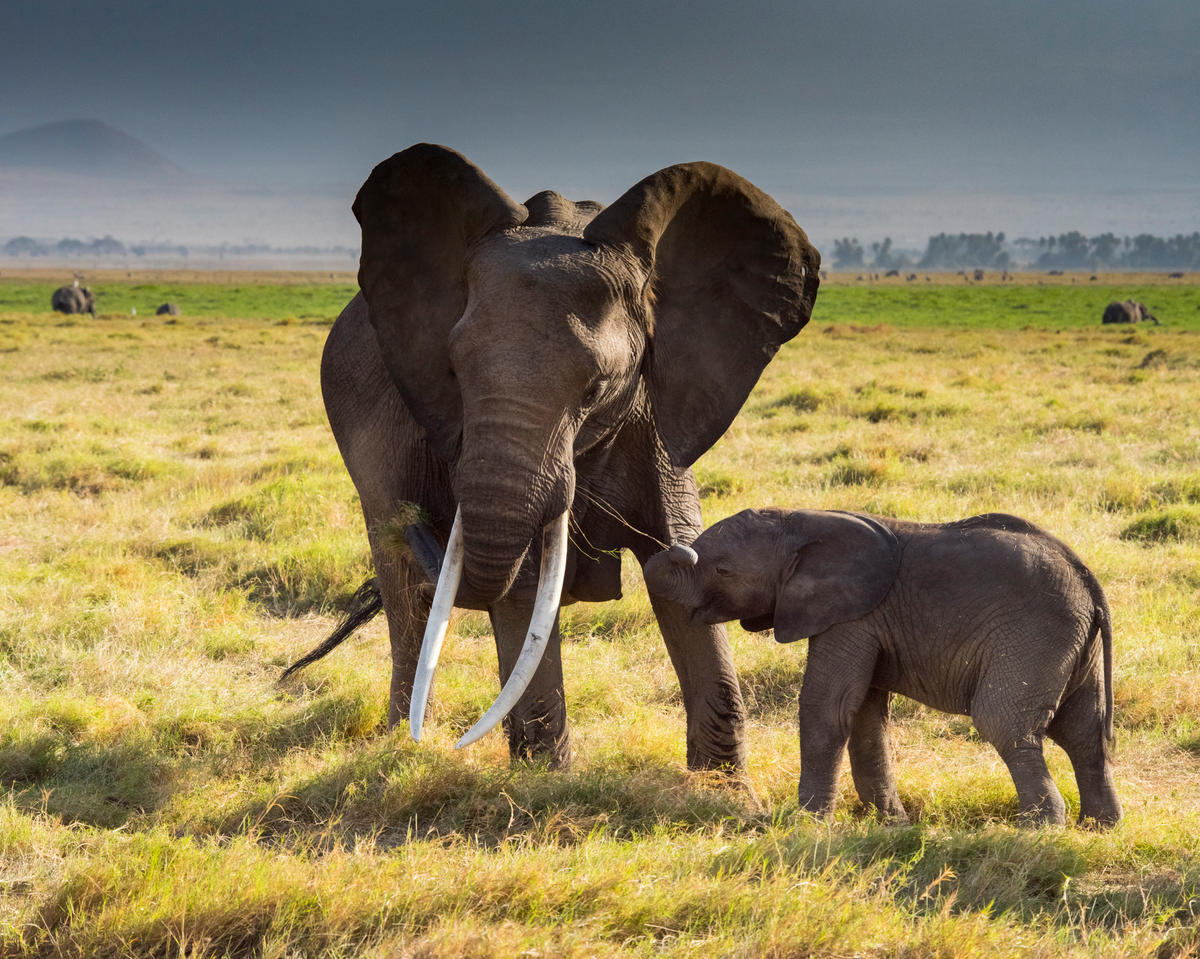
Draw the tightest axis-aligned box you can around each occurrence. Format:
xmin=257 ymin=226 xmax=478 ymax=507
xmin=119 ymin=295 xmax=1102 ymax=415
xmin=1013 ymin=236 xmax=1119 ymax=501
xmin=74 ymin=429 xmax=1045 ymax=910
xmin=644 ymin=509 xmax=1120 ymax=828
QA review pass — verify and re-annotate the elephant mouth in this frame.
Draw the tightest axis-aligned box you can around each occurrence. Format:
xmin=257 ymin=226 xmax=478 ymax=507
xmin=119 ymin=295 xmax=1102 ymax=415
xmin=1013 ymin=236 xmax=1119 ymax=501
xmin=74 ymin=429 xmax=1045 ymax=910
xmin=408 ymin=508 xmax=570 ymax=748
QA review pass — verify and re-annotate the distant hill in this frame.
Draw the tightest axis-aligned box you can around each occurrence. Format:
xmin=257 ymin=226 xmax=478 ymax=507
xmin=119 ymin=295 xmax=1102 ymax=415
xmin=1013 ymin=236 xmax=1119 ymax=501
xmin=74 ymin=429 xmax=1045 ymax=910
xmin=0 ymin=119 xmax=184 ymax=179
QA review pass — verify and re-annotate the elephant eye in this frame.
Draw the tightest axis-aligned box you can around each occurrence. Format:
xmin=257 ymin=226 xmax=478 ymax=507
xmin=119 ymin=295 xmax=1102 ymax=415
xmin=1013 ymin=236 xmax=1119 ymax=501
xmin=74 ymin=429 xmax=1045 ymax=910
xmin=583 ymin=378 xmax=609 ymax=407
xmin=715 ymin=565 xmax=734 ymax=577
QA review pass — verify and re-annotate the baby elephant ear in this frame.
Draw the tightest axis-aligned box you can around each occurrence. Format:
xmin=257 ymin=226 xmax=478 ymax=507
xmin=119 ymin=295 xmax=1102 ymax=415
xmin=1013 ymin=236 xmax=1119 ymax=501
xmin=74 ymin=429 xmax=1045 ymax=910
xmin=584 ymin=162 xmax=820 ymax=468
xmin=774 ymin=511 xmax=900 ymax=643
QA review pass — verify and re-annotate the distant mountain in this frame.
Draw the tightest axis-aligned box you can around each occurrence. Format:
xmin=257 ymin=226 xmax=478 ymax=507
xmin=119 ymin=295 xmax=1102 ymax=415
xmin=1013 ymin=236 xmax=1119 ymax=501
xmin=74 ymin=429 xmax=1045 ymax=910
xmin=0 ymin=119 xmax=184 ymax=179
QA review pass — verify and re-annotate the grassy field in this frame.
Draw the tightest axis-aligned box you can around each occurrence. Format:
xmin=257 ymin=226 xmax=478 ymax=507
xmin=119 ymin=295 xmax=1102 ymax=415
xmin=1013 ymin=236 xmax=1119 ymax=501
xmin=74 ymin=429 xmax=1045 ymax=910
xmin=1 ymin=273 xmax=1199 ymax=957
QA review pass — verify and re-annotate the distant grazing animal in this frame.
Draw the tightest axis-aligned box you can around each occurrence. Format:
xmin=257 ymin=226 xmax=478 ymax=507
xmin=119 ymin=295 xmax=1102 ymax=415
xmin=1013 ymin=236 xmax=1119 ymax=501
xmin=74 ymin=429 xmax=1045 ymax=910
xmin=1168 ymin=272 xmax=1184 ymax=279
xmin=973 ymin=268 xmax=984 ymax=281
xmin=51 ymin=285 xmax=95 ymax=315
xmin=1103 ymin=300 xmax=1158 ymax=325
xmin=644 ymin=508 xmax=1121 ymax=828
xmin=884 ymin=269 xmax=899 ymax=277
xmin=156 ymin=302 xmax=181 ymax=316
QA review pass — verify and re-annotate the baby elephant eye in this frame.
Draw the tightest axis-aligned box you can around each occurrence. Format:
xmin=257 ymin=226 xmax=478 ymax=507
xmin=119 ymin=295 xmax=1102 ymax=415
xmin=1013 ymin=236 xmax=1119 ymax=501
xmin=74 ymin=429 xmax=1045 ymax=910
xmin=714 ymin=565 xmax=734 ymax=577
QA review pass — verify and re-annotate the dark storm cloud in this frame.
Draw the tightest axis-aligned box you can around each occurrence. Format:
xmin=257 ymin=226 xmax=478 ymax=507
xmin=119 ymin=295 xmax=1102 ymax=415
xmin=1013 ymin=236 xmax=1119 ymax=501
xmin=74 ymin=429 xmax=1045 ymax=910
xmin=3 ymin=0 xmax=1197 ymax=199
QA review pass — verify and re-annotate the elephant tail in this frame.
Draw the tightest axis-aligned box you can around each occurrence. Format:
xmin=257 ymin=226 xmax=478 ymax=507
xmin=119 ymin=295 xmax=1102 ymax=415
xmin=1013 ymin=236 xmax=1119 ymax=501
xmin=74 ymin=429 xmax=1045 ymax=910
xmin=278 ymin=578 xmax=383 ymax=682
xmin=1100 ymin=604 xmax=1115 ymax=744
xmin=1087 ymin=584 xmax=1115 ymax=744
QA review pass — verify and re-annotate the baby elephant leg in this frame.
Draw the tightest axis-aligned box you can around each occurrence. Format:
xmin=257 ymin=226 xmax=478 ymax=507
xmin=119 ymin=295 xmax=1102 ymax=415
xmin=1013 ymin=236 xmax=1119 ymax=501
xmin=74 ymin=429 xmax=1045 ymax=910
xmin=974 ymin=699 xmax=1066 ymax=826
xmin=797 ymin=640 xmax=877 ymax=816
xmin=848 ymin=687 xmax=908 ymax=822
xmin=1047 ymin=685 xmax=1121 ymax=828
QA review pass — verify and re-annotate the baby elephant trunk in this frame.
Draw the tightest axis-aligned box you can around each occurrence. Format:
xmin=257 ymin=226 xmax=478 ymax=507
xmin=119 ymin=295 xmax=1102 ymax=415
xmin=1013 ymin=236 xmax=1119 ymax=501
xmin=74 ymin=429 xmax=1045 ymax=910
xmin=644 ymin=543 xmax=699 ymax=604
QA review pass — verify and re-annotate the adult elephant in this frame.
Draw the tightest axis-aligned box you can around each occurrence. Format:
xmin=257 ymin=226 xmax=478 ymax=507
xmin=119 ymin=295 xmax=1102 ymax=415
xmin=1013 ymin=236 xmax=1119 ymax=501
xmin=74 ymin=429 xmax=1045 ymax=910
xmin=1102 ymin=300 xmax=1158 ymax=325
xmin=51 ymin=285 xmax=95 ymax=315
xmin=290 ymin=144 xmax=820 ymax=771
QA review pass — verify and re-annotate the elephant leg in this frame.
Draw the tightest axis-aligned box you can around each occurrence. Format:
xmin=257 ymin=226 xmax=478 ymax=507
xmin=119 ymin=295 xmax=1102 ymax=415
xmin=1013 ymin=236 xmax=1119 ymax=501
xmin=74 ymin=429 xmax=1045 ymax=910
xmin=975 ymin=701 xmax=1065 ymax=825
xmin=796 ymin=638 xmax=876 ymax=815
xmin=489 ymin=600 xmax=571 ymax=769
xmin=847 ymin=687 xmax=908 ymax=822
xmin=1047 ymin=687 xmax=1121 ymax=828
xmin=364 ymin=526 xmax=434 ymax=728
xmin=647 ymin=593 xmax=747 ymax=771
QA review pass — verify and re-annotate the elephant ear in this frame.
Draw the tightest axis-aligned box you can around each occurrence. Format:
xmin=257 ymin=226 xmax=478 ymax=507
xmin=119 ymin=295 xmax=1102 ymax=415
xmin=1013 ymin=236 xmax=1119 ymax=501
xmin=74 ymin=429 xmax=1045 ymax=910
xmin=774 ymin=511 xmax=900 ymax=643
xmin=353 ymin=143 xmax=527 ymax=462
xmin=584 ymin=162 xmax=820 ymax=468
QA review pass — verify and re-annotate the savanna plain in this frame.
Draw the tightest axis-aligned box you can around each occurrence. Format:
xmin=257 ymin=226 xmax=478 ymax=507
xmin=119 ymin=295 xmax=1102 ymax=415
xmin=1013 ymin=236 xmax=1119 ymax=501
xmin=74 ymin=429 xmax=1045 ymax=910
xmin=1 ymin=272 xmax=1198 ymax=957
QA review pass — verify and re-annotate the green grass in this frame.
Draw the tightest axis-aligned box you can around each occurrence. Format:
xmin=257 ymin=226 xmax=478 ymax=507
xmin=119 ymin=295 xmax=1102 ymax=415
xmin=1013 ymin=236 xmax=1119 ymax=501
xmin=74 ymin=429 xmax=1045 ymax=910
xmin=2 ymin=276 xmax=1199 ymax=956
xmin=813 ymin=282 xmax=1200 ymax=329
xmin=0 ymin=279 xmax=357 ymax=319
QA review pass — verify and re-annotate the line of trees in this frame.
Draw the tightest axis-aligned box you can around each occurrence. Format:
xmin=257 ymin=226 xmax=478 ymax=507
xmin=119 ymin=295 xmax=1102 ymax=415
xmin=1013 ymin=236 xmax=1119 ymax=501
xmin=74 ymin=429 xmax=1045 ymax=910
xmin=831 ymin=232 xmax=1200 ymax=271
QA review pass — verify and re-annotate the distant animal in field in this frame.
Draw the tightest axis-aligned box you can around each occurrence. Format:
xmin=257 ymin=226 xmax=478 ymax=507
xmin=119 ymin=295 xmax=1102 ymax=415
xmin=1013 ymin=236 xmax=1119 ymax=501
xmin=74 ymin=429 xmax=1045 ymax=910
xmin=1168 ymin=272 xmax=1184 ymax=279
xmin=973 ymin=269 xmax=984 ymax=281
xmin=884 ymin=269 xmax=899 ymax=277
xmin=906 ymin=273 xmax=917 ymax=282
xmin=1103 ymin=300 xmax=1158 ymax=325
xmin=644 ymin=508 xmax=1121 ymax=828
xmin=51 ymin=285 xmax=95 ymax=315
xmin=156 ymin=302 xmax=181 ymax=316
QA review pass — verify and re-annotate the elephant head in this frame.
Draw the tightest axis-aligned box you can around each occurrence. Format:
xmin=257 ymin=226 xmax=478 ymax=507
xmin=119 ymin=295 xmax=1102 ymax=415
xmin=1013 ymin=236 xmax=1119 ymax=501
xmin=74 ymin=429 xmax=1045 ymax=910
xmin=352 ymin=144 xmax=819 ymax=739
xmin=354 ymin=145 xmax=818 ymax=600
xmin=644 ymin=509 xmax=900 ymax=640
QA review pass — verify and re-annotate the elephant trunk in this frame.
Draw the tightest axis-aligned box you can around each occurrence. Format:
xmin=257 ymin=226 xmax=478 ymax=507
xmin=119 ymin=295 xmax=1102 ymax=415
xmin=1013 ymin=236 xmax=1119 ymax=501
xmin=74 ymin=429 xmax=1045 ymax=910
xmin=453 ymin=423 xmax=574 ymax=604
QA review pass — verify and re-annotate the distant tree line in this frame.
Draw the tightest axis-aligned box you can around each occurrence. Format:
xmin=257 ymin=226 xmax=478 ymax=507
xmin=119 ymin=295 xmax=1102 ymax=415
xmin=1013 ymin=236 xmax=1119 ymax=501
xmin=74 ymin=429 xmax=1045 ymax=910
xmin=2 ymin=236 xmax=359 ymax=259
xmin=1020 ymin=232 xmax=1200 ymax=270
xmin=830 ymin=231 xmax=1200 ymax=271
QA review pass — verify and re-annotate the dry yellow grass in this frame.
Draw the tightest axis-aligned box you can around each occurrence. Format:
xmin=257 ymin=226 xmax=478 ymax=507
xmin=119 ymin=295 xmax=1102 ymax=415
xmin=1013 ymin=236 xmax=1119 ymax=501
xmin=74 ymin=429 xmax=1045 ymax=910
xmin=0 ymin=276 xmax=1198 ymax=957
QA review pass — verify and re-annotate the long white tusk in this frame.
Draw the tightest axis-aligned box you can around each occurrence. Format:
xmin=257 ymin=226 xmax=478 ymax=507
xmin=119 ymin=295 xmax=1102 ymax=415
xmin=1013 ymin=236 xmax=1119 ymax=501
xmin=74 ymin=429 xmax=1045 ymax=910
xmin=408 ymin=507 xmax=464 ymax=742
xmin=455 ymin=511 xmax=569 ymax=749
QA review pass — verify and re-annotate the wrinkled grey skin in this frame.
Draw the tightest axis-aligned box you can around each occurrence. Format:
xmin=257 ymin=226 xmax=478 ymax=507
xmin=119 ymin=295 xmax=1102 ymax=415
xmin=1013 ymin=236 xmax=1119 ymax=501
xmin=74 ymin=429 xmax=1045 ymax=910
xmin=645 ymin=508 xmax=1120 ymax=827
xmin=51 ymin=285 xmax=95 ymax=315
xmin=1103 ymin=300 xmax=1158 ymax=324
xmin=321 ymin=144 xmax=820 ymax=770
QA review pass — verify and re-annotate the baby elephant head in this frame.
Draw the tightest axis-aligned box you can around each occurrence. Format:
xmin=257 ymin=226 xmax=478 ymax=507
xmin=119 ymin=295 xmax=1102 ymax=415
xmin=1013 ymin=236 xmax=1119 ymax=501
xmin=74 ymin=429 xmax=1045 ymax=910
xmin=644 ymin=508 xmax=902 ymax=641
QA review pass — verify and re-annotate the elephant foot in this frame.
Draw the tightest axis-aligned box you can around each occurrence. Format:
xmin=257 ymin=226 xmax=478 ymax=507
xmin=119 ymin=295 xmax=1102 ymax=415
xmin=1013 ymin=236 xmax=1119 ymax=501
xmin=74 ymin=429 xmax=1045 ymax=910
xmin=1015 ymin=794 xmax=1067 ymax=827
xmin=866 ymin=799 xmax=909 ymax=824
xmin=797 ymin=783 xmax=838 ymax=818
xmin=504 ymin=713 xmax=573 ymax=770
xmin=686 ymin=742 xmax=747 ymax=775
xmin=1077 ymin=798 xmax=1122 ymax=830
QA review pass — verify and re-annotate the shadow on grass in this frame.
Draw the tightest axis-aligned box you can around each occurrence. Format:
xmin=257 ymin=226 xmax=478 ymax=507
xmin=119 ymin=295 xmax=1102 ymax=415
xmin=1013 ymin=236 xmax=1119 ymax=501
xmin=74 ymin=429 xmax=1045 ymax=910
xmin=0 ymin=736 xmax=172 ymax=829
xmin=720 ymin=822 xmax=1089 ymax=920
xmin=0 ymin=692 xmax=385 ymax=830
xmin=202 ymin=739 xmax=762 ymax=849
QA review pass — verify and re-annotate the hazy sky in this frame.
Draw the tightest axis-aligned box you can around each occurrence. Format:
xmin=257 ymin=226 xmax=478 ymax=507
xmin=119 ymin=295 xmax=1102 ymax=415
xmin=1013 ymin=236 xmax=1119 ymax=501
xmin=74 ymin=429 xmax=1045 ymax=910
xmin=4 ymin=0 xmax=1198 ymax=210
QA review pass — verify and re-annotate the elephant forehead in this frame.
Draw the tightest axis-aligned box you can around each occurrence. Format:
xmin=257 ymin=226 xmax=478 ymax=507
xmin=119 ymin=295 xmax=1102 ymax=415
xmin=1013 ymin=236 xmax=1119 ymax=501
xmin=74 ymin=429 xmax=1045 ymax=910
xmin=469 ymin=232 xmax=642 ymax=304
xmin=704 ymin=508 xmax=783 ymax=544
xmin=457 ymin=235 xmax=645 ymax=358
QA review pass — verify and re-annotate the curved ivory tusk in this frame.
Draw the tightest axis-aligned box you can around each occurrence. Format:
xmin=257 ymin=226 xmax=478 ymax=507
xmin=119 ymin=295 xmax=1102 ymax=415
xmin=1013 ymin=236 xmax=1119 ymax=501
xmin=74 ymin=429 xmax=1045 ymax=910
xmin=408 ymin=507 xmax=464 ymax=742
xmin=455 ymin=511 xmax=569 ymax=749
